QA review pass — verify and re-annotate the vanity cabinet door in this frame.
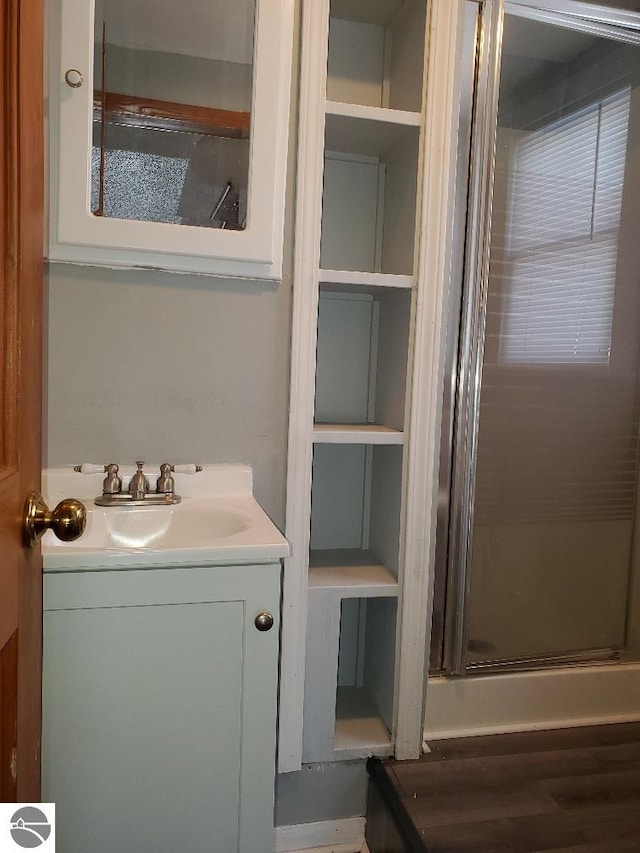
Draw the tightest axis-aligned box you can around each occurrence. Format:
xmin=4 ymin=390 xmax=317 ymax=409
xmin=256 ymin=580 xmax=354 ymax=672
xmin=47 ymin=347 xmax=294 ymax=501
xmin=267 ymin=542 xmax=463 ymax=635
xmin=42 ymin=563 xmax=280 ymax=853
xmin=48 ymin=0 xmax=293 ymax=280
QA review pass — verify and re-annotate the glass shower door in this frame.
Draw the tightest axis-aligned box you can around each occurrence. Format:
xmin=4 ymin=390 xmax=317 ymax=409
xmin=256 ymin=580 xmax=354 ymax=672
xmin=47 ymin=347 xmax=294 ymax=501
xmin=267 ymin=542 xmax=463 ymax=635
xmin=444 ymin=1 xmax=640 ymax=673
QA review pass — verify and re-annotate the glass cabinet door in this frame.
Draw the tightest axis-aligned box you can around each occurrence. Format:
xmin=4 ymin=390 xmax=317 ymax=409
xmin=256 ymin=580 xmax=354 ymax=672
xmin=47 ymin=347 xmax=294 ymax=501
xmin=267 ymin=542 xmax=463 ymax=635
xmin=49 ymin=0 xmax=293 ymax=279
xmin=91 ymin=0 xmax=254 ymax=231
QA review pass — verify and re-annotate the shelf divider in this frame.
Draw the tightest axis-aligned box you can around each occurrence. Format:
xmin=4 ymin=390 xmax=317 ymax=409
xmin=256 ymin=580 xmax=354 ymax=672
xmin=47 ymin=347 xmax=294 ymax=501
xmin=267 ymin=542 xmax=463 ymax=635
xmin=333 ymin=687 xmax=393 ymax=757
xmin=325 ymin=101 xmax=421 ymax=158
xmin=319 ymin=268 xmax=413 ymax=290
xmin=313 ymin=423 xmax=405 ymax=445
xmin=326 ymin=100 xmax=421 ymax=125
xmin=309 ymin=550 xmax=399 ymax=597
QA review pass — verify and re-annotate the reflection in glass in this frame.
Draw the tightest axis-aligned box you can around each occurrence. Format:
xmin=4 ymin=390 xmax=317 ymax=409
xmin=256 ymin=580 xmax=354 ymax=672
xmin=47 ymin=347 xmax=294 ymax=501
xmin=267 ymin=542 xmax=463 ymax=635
xmin=465 ymin=16 xmax=640 ymax=666
xmin=91 ymin=0 xmax=255 ymax=229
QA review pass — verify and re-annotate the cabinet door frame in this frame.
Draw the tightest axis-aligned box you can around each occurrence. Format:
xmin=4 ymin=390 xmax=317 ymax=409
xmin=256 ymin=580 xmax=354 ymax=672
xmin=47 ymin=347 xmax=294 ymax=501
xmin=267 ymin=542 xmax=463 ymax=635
xmin=48 ymin=0 xmax=294 ymax=280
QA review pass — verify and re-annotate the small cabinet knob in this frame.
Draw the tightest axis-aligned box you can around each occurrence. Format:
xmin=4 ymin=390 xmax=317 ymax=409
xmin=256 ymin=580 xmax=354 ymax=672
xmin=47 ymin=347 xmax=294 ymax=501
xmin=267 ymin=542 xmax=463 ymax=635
xmin=254 ymin=612 xmax=274 ymax=632
xmin=64 ymin=69 xmax=84 ymax=88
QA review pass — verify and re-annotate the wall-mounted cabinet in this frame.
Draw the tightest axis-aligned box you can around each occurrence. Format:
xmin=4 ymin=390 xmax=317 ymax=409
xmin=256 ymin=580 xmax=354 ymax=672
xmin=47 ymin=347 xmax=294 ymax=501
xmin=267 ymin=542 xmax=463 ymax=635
xmin=48 ymin=0 xmax=294 ymax=279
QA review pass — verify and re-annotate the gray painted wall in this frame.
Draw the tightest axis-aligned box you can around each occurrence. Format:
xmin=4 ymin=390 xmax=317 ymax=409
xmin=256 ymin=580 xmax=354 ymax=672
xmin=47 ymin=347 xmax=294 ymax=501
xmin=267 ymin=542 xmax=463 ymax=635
xmin=47 ymin=0 xmax=296 ymax=529
xmin=45 ymin=263 xmax=290 ymax=526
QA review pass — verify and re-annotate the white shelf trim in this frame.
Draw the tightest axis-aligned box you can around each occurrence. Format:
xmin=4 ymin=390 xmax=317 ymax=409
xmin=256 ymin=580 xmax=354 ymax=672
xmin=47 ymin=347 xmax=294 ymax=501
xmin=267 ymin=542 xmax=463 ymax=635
xmin=313 ymin=424 xmax=405 ymax=444
xmin=324 ymin=105 xmax=421 ymax=158
xmin=278 ymin=0 xmax=331 ymax=774
xmin=319 ymin=268 xmax=414 ymax=289
xmin=326 ymin=100 xmax=422 ymax=126
xmin=333 ymin=687 xmax=393 ymax=757
xmin=309 ymin=559 xmax=399 ymax=597
xmin=394 ymin=0 xmax=467 ymax=760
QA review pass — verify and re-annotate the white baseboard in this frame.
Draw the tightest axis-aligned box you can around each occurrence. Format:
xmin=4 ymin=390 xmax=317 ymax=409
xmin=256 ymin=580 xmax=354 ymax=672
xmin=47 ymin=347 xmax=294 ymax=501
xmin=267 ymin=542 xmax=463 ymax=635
xmin=424 ymin=662 xmax=640 ymax=740
xmin=275 ymin=817 xmax=366 ymax=853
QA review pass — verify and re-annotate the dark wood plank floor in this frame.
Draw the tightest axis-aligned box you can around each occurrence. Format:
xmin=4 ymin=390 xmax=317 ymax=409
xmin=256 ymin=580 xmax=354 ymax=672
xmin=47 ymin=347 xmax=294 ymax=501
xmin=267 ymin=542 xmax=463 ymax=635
xmin=383 ymin=723 xmax=640 ymax=853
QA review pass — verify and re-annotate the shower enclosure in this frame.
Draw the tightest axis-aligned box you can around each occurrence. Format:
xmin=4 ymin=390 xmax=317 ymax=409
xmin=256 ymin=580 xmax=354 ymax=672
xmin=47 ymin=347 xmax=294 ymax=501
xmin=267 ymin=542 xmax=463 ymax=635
xmin=432 ymin=0 xmax=640 ymax=679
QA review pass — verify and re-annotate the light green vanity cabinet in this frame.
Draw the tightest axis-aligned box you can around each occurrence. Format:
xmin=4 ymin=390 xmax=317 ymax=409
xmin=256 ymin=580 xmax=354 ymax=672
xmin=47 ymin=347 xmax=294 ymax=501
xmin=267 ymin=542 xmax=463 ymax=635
xmin=42 ymin=562 xmax=280 ymax=853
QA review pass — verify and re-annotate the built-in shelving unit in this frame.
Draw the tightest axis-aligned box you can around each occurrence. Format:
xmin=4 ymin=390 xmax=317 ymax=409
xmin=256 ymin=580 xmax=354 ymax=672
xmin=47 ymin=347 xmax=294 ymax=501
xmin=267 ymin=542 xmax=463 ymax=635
xmin=297 ymin=0 xmax=426 ymax=766
xmin=279 ymin=0 xmax=466 ymax=772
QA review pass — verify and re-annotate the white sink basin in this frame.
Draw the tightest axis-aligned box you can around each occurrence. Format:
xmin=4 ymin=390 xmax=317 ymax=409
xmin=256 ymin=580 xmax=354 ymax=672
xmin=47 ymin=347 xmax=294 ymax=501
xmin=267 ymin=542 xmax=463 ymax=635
xmin=84 ymin=501 xmax=251 ymax=548
xmin=42 ymin=466 xmax=289 ymax=570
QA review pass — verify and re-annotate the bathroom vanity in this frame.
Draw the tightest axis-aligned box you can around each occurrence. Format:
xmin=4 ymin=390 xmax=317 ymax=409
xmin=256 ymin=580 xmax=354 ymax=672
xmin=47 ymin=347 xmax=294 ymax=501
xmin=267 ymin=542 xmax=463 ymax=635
xmin=41 ymin=465 xmax=289 ymax=853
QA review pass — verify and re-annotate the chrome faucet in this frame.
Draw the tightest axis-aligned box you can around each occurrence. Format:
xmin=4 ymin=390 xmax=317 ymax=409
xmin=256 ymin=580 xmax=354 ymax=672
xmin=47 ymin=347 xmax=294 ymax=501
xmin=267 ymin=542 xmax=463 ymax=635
xmin=128 ymin=462 xmax=150 ymax=501
xmin=73 ymin=461 xmax=202 ymax=507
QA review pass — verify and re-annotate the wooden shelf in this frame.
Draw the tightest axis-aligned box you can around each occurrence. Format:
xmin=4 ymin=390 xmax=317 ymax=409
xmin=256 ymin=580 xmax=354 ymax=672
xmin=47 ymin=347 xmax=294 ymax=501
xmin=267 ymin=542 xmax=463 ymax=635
xmin=319 ymin=269 xmax=413 ymax=290
xmin=325 ymin=101 xmax=421 ymax=157
xmin=94 ymin=91 xmax=250 ymax=139
xmin=309 ymin=551 xmax=399 ymax=597
xmin=334 ymin=687 xmax=393 ymax=757
xmin=313 ymin=424 xmax=405 ymax=445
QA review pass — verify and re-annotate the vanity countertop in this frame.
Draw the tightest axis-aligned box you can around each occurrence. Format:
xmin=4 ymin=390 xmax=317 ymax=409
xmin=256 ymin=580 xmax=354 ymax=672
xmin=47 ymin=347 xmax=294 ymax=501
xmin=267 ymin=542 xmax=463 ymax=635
xmin=42 ymin=464 xmax=290 ymax=571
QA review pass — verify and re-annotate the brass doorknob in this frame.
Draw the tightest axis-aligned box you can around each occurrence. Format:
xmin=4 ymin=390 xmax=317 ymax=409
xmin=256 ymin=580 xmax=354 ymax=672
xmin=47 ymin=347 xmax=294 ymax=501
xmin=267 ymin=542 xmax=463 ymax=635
xmin=23 ymin=491 xmax=87 ymax=547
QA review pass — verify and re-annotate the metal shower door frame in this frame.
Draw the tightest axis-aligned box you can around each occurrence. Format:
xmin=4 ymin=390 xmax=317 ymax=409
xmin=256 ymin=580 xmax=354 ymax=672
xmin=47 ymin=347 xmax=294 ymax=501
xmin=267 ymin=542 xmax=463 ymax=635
xmin=439 ymin=0 xmax=640 ymax=677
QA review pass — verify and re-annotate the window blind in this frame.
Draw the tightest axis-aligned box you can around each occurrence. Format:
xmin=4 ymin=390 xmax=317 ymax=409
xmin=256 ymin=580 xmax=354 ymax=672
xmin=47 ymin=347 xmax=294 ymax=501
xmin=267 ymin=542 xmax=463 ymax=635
xmin=499 ymin=88 xmax=631 ymax=364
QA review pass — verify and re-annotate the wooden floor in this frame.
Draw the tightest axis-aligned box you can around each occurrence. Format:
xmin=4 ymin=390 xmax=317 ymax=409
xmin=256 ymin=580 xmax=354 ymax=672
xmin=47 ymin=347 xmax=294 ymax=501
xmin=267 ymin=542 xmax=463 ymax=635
xmin=381 ymin=723 xmax=640 ymax=853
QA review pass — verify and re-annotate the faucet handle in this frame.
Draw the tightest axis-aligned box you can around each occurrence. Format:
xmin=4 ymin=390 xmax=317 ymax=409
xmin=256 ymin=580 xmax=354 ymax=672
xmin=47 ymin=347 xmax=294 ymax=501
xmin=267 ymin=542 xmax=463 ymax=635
xmin=74 ymin=463 xmax=107 ymax=475
xmin=103 ymin=463 xmax=122 ymax=495
xmin=155 ymin=463 xmax=201 ymax=496
xmin=156 ymin=462 xmax=175 ymax=495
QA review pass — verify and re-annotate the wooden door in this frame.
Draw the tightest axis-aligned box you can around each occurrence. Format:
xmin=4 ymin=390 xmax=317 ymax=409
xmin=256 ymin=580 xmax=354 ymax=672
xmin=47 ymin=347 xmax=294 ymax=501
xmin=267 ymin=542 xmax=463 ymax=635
xmin=0 ymin=0 xmax=45 ymax=801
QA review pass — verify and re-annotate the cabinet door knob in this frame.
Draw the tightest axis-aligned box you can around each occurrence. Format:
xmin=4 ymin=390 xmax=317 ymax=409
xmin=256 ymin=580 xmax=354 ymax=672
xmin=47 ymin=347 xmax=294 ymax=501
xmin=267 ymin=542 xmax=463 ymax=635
xmin=254 ymin=612 xmax=274 ymax=632
xmin=64 ymin=69 xmax=84 ymax=88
